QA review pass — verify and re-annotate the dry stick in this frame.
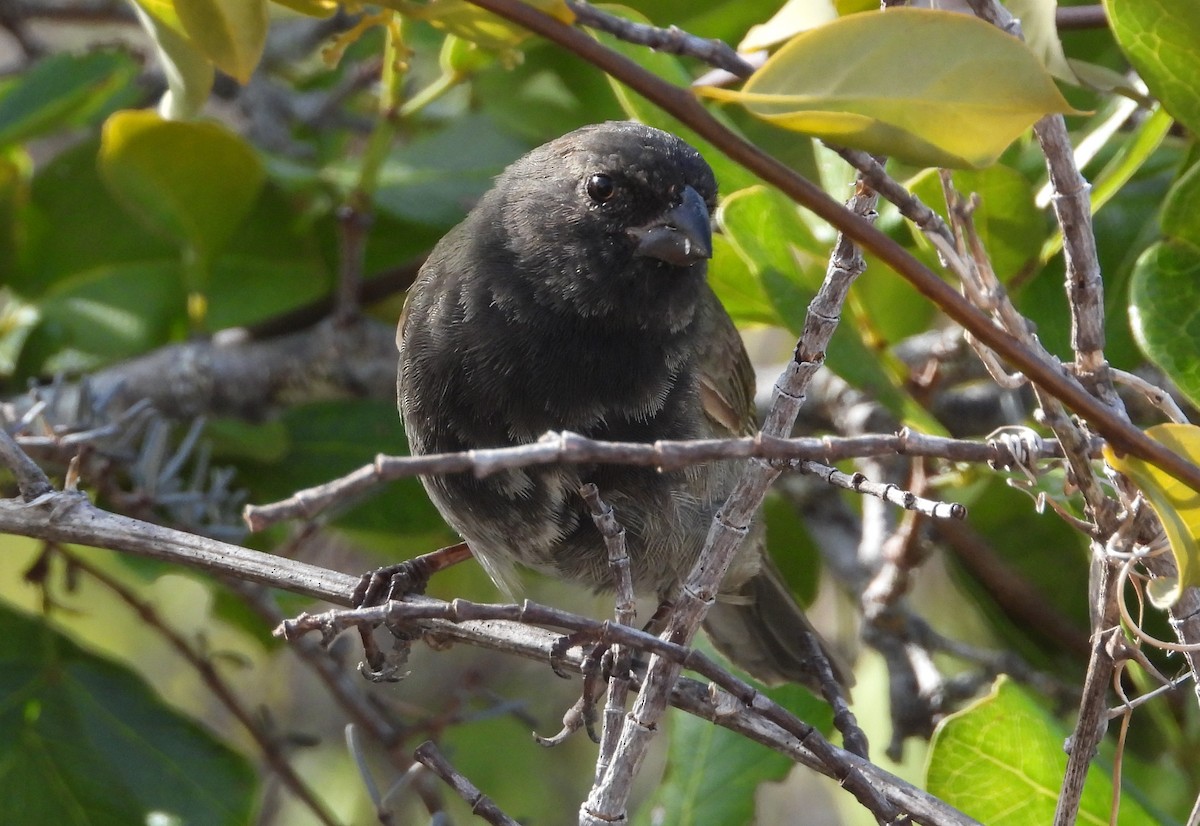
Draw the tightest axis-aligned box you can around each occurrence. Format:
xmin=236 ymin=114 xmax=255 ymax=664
xmin=413 ymin=741 xmax=521 ymax=826
xmin=57 ymin=548 xmax=345 ymax=826
xmin=0 ymin=485 xmax=969 ymax=822
xmin=580 ymin=484 xmax=637 ymax=780
xmin=0 ymin=426 xmax=54 ymax=500
xmin=226 ymin=581 xmax=448 ymax=819
xmin=453 ymin=10 xmax=1151 ymax=826
xmin=461 ymin=0 xmax=1200 ymax=498
xmin=246 ymin=429 xmax=1066 ymax=530
xmin=963 ymin=5 xmax=1197 ymax=824
xmin=280 ymin=599 xmax=902 ymax=822
xmin=582 ymin=178 xmax=874 ymax=819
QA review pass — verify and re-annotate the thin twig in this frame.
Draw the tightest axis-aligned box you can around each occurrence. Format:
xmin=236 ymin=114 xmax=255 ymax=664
xmin=245 ymin=429 xmax=1080 ymax=530
xmin=413 ymin=741 xmax=521 ymax=826
xmin=57 ymin=548 xmax=345 ymax=826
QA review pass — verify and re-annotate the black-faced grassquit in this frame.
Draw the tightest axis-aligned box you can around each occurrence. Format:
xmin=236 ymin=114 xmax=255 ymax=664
xmin=397 ymin=121 xmax=842 ymax=691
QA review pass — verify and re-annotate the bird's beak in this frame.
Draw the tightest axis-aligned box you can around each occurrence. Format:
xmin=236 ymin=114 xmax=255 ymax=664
xmin=627 ymin=185 xmax=713 ymax=267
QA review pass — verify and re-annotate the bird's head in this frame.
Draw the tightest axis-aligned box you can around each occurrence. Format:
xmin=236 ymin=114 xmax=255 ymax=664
xmin=490 ymin=121 xmax=718 ymax=331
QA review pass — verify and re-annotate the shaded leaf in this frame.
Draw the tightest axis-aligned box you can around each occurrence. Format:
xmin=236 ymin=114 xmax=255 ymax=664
xmin=1105 ymin=0 xmax=1200 ymax=136
xmin=367 ymin=114 xmax=528 ymax=227
xmin=928 ymin=676 xmax=1156 ymax=826
xmin=635 ymin=683 xmax=809 ymax=826
xmin=0 ymin=51 xmax=138 ymax=147
xmin=99 ymin=111 xmax=265 ymax=259
xmin=908 ymin=164 xmax=1046 ymax=280
xmin=1104 ymin=424 xmax=1200 ymax=607
xmin=0 ymin=604 xmax=256 ymax=826
xmin=236 ymin=400 xmax=451 ymax=552
xmin=702 ymin=8 xmax=1078 ymax=169
xmin=175 ymin=0 xmax=269 ymax=84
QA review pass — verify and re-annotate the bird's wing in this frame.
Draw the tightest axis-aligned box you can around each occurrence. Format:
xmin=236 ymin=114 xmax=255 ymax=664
xmin=696 ymin=286 xmax=758 ymax=438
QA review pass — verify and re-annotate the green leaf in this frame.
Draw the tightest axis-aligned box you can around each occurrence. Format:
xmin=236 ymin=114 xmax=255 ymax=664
xmin=367 ymin=114 xmax=529 ymax=227
xmin=1104 ymin=0 xmax=1200 ymax=136
xmin=269 ymin=0 xmax=338 ymax=17
xmin=701 ymin=8 xmax=1078 ymax=169
xmin=387 ymin=0 xmax=571 ymax=53
xmin=0 ymin=51 xmax=138 ymax=148
xmin=36 ymin=261 xmax=187 ymax=367
xmin=908 ymin=164 xmax=1046 ymax=281
xmin=0 ymin=289 xmax=39 ymax=377
xmin=718 ymin=185 xmax=916 ymax=421
xmin=928 ymin=676 xmax=1157 ymax=826
xmin=0 ymin=603 xmax=256 ymax=826
xmin=236 ymin=400 xmax=452 ymax=552
xmin=130 ymin=0 xmax=216 ymax=119
xmin=175 ymin=0 xmax=269 ymax=84
xmin=1160 ymin=160 xmax=1200 ymax=249
xmin=1004 ymin=0 xmax=1075 ymax=82
xmin=1129 ymin=240 xmax=1200 ymax=408
xmin=738 ymin=0 xmax=837 ymax=53
xmin=99 ymin=111 xmax=265 ymax=259
xmin=1104 ymin=424 xmax=1200 ymax=608
xmin=635 ymin=694 xmax=797 ymax=826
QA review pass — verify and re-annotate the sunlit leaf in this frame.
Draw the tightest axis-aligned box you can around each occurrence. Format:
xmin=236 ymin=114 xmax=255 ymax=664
xmin=0 ymin=289 xmax=39 ymax=377
xmin=270 ymin=0 xmax=338 ymax=16
xmin=929 ymin=677 xmax=1157 ymax=825
xmin=1104 ymin=424 xmax=1200 ymax=608
xmin=1004 ymin=0 xmax=1075 ymax=82
xmin=701 ymin=8 xmax=1078 ymax=169
xmin=1160 ymin=159 xmax=1200 ymax=249
xmin=1105 ymin=0 xmax=1200 ymax=136
xmin=130 ymin=0 xmax=216 ymax=119
xmin=99 ymin=111 xmax=265 ymax=258
xmin=383 ymin=0 xmax=572 ymax=53
xmin=175 ymin=0 xmax=269 ymax=84
xmin=738 ymin=0 xmax=837 ymax=53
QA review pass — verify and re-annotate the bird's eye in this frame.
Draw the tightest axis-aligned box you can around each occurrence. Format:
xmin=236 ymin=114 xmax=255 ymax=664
xmin=586 ymin=173 xmax=616 ymax=203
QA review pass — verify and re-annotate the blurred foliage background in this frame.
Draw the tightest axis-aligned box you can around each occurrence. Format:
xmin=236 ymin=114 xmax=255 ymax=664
xmin=1 ymin=0 xmax=1199 ymax=824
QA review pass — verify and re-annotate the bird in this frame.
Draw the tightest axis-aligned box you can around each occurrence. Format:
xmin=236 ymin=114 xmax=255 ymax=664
xmin=393 ymin=121 xmax=844 ymax=691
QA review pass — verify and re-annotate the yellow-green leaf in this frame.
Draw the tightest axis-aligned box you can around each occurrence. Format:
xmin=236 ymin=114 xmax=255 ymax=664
xmin=738 ymin=0 xmax=837 ymax=53
xmin=270 ymin=0 xmax=338 ymax=17
xmin=929 ymin=677 xmax=1157 ymax=825
xmin=175 ymin=0 xmax=268 ymax=84
xmin=1104 ymin=423 xmax=1200 ymax=607
xmin=99 ymin=111 xmax=265 ymax=258
xmin=701 ymin=8 xmax=1079 ymax=169
xmin=130 ymin=0 xmax=215 ymax=119
xmin=383 ymin=0 xmax=572 ymax=53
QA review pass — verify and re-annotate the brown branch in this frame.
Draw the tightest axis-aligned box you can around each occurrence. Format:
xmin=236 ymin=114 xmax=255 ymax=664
xmin=413 ymin=741 xmax=521 ymax=826
xmin=460 ymin=0 xmax=1200 ymax=496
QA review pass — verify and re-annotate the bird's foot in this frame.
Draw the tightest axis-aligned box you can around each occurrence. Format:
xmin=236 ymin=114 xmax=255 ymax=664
xmin=351 ymin=541 xmax=473 ymax=607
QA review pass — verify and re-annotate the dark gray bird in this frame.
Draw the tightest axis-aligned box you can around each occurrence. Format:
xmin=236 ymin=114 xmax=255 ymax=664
xmin=396 ymin=121 xmax=842 ymax=690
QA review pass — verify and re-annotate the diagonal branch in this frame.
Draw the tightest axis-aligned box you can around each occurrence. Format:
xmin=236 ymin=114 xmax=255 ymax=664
xmin=459 ymin=0 xmax=1200 ymax=496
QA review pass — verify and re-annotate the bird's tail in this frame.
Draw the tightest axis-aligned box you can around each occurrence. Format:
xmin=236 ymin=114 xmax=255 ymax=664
xmin=702 ymin=558 xmax=851 ymax=694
